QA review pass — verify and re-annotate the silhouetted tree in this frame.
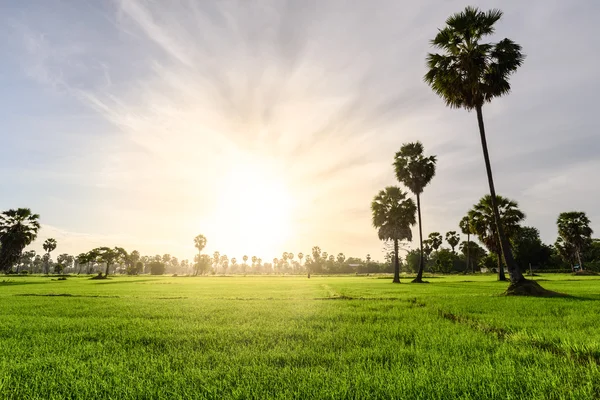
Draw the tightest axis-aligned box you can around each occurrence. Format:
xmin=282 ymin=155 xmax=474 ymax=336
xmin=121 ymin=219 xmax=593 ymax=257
xmin=43 ymin=238 xmax=57 ymax=274
xmin=371 ymin=186 xmax=417 ymax=283
xmin=394 ymin=142 xmax=436 ymax=283
xmin=445 ymin=231 xmax=460 ymax=253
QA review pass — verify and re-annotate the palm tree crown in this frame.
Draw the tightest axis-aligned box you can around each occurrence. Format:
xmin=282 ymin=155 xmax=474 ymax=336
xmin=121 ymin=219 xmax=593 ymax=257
xmin=393 ymin=142 xmax=437 ymax=196
xmin=424 ymin=6 xmax=525 ymax=110
xmin=371 ymin=186 xmax=417 ymax=243
xmin=468 ymin=195 xmax=525 ymax=256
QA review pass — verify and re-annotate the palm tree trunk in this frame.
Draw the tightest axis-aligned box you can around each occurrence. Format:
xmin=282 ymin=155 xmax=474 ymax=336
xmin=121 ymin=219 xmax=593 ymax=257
xmin=413 ymin=193 xmax=426 ymax=283
xmin=105 ymin=262 xmax=110 ymax=276
xmin=576 ymin=248 xmax=583 ymax=270
xmin=497 ymin=252 xmax=506 ymax=281
xmin=393 ymin=239 xmax=400 ymax=283
xmin=466 ymin=232 xmax=470 ymax=273
xmin=476 ymin=105 xmax=524 ymax=284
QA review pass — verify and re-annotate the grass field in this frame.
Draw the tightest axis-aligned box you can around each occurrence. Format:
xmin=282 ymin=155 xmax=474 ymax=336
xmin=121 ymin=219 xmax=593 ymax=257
xmin=1 ymin=274 xmax=599 ymax=399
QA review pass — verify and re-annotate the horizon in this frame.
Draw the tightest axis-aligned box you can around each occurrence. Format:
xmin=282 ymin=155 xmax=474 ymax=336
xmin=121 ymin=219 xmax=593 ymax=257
xmin=2 ymin=0 xmax=599 ymax=262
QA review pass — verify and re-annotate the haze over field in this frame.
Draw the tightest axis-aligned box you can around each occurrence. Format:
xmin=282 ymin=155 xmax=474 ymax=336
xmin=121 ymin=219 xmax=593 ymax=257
xmin=1 ymin=0 xmax=599 ymax=261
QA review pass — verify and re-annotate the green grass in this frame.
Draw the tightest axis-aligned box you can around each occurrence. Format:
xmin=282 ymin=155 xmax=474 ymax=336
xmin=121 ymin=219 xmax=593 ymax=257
xmin=1 ymin=274 xmax=599 ymax=399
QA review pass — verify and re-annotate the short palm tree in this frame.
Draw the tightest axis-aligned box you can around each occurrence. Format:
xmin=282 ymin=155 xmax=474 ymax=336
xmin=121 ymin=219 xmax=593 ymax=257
xmin=43 ymin=238 xmax=57 ymax=274
xmin=0 ymin=208 xmax=41 ymax=272
xmin=393 ymin=142 xmax=436 ymax=283
xmin=371 ymin=186 xmax=417 ymax=283
xmin=467 ymin=195 xmax=524 ymax=281
xmin=424 ymin=6 xmax=526 ymax=285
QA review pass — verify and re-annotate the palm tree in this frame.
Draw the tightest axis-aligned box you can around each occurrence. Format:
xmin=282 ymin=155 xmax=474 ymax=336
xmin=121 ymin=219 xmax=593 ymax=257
xmin=193 ymin=235 xmax=207 ymax=275
xmin=242 ymin=255 xmax=248 ymax=273
xmin=424 ymin=6 xmax=526 ymax=286
xmin=445 ymin=231 xmax=460 ymax=253
xmin=297 ymin=252 xmax=304 ymax=267
xmin=428 ymin=232 xmax=443 ymax=251
xmin=393 ymin=142 xmax=436 ymax=283
xmin=556 ymin=212 xmax=593 ymax=270
xmin=459 ymin=216 xmax=474 ymax=273
xmin=0 ymin=208 xmax=41 ymax=272
xmin=467 ymin=195 xmax=524 ymax=281
xmin=371 ymin=186 xmax=417 ymax=283
xmin=43 ymin=238 xmax=57 ymax=274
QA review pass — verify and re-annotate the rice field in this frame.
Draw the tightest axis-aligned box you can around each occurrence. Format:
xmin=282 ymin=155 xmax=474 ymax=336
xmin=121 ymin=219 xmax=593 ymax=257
xmin=1 ymin=274 xmax=599 ymax=399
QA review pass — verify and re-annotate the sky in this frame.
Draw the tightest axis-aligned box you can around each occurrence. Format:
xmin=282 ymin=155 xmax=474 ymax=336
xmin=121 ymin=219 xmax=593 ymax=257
xmin=1 ymin=0 xmax=599 ymax=263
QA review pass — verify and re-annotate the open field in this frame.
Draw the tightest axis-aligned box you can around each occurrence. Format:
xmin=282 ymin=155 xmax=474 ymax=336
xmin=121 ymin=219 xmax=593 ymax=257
xmin=1 ymin=274 xmax=599 ymax=399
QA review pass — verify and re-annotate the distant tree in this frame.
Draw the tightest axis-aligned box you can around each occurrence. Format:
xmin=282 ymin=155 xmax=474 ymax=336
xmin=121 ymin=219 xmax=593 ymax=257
xmin=445 ymin=231 xmax=460 ymax=253
xmin=194 ymin=235 xmax=207 ymax=253
xmin=213 ymin=251 xmax=220 ymax=271
xmin=512 ymin=226 xmax=550 ymax=273
xmin=149 ymin=261 xmax=166 ymax=275
xmin=394 ymin=142 xmax=436 ymax=283
xmin=17 ymin=250 xmax=36 ymax=273
xmin=95 ymin=247 xmax=126 ymax=277
xmin=297 ymin=252 xmax=304 ymax=266
xmin=460 ymin=241 xmax=487 ymax=272
xmin=193 ymin=235 xmax=207 ymax=275
xmin=56 ymin=254 xmax=74 ymax=273
xmin=422 ymin=239 xmax=434 ymax=258
xmin=371 ymin=186 xmax=417 ymax=283
xmin=0 ymin=208 xmax=41 ymax=273
xmin=428 ymin=232 xmax=443 ymax=251
xmin=459 ymin=216 xmax=474 ymax=273
xmin=194 ymin=254 xmax=212 ymax=275
xmin=42 ymin=238 xmax=58 ymax=274
xmin=424 ymin=6 xmax=529 ymax=288
xmin=251 ymin=256 xmax=257 ymax=270
xmin=220 ymin=255 xmax=229 ymax=274
xmin=467 ymin=195 xmax=524 ymax=281
xmin=242 ymin=255 xmax=248 ymax=272
xmin=404 ymin=249 xmax=421 ymax=273
xmin=430 ymin=248 xmax=456 ymax=274
xmin=556 ymin=212 xmax=593 ymax=270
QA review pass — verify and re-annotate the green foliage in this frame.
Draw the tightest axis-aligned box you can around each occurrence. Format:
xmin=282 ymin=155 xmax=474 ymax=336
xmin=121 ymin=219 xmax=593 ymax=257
xmin=424 ymin=6 xmax=524 ymax=110
xmin=429 ymin=249 xmax=457 ymax=274
xmin=371 ymin=187 xmax=416 ymax=242
xmin=393 ymin=142 xmax=437 ymax=196
xmin=0 ymin=208 xmax=41 ymax=272
xmin=445 ymin=231 xmax=460 ymax=252
xmin=149 ymin=261 xmax=166 ymax=275
xmin=428 ymin=232 xmax=443 ymax=251
xmin=511 ymin=226 xmax=553 ymax=270
xmin=467 ymin=195 xmax=524 ymax=257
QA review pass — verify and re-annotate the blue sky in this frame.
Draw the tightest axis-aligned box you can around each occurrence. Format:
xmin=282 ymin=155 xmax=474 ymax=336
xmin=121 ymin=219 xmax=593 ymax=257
xmin=1 ymin=0 xmax=599 ymax=262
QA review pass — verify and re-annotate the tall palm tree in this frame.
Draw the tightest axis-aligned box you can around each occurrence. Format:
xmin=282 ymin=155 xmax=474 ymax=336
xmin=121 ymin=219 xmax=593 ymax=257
xmin=467 ymin=195 xmax=524 ymax=281
xmin=459 ymin=216 xmax=473 ymax=273
xmin=371 ymin=186 xmax=417 ymax=283
xmin=43 ymin=238 xmax=57 ymax=274
xmin=394 ymin=142 xmax=436 ymax=283
xmin=424 ymin=6 xmax=526 ymax=285
xmin=556 ymin=212 xmax=593 ymax=270
xmin=0 ymin=208 xmax=41 ymax=272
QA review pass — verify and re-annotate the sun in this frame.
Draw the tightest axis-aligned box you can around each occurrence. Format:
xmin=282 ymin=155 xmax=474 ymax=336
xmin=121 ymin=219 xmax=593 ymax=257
xmin=212 ymin=159 xmax=294 ymax=258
